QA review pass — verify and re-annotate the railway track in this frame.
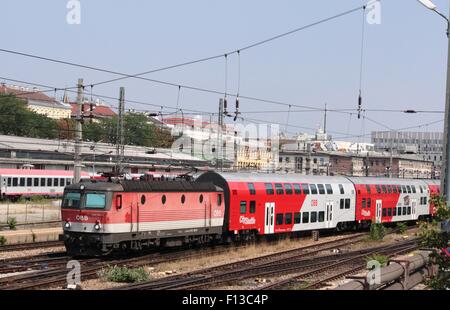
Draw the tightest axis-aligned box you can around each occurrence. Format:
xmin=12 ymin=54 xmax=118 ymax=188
xmin=260 ymin=240 xmax=420 ymax=290
xmin=0 ymin=252 xmax=69 ymax=274
xmin=0 ymin=241 xmax=63 ymax=252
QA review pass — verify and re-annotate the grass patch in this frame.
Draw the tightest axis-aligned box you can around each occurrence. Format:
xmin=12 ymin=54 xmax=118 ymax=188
xmin=98 ymin=266 xmax=150 ymax=283
xmin=366 ymin=254 xmax=388 ymax=267
xmin=0 ymin=235 xmax=6 ymax=245
xmin=396 ymin=222 xmax=408 ymax=234
xmin=369 ymin=223 xmax=387 ymax=241
xmin=6 ymin=217 xmax=17 ymax=230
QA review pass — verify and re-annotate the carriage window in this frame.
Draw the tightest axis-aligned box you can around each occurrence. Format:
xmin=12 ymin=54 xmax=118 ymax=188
xmin=362 ymin=198 xmax=367 ymax=209
xmin=12 ymin=178 xmax=18 ymax=187
xmin=387 ymin=186 xmax=392 ymax=194
xmin=302 ymin=184 xmax=310 ymax=195
xmin=33 ymin=178 xmax=39 ymax=187
xmin=338 ymin=184 xmax=345 ymax=194
xmin=7 ymin=178 xmax=11 ymax=187
xmin=375 ymin=185 xmax=381 ymax=194
xmin=265 ymin=183 xmax=274 ymax=195
xmin=387 ymin=208 xmax=392 ymax=217
xmin=403 ymin=207 xmax=407 ymax=215
xmin=162 ymin=195 xmax=167 ymax=205
xmin=181 ymin=194 xmax=186 ymax=204
xmin=302 ymin=212 xmax=310 ymax=223
xmin=26 ymin=178 xmax=32 ymax=187
xmin=393 ymin=207 xmax=397 ymax=216
xmin=402 ymin=185 xmax=407 ymax=193
xmin=317 ymin=184 xmax=325 ymax=195
xmin=293 ymin=184 xmax=301 ymax=195
xmin=424 ymin=197 xmax=428 ymax=205
xmin=412 ymin=186 xmax=416 ymax=194
xmin=407 ymin=207 xmax=411 ymax=215
xmin=382 ymin=208 xmax=387 ymax=217
xmin=54 ymin=178 xmax=59 ymax=187
xmin=62 ymin=192 xmax=81 ymax=209
xmin=60 ymin=178 xmax=65 ymax=187
xmin=340 ymin=199 xmax=344 ymax=210
xmin=365 ymin=185 xmax=371 ymax=194
xmin=345 ymin=199 xmax=351 ymax=209
xmin=419 ymin=186 xmax=423 ymax=194
xmin=325 ymin=184 xmax=333 ymax=195
xmin=285 ymin=213 xmax=292 ymax=225
xmin=381 ymin=185 xmax=387 ymax=194
xmin=217 ymin=194 xmax=222 ymax=206
xmin=397 ymin=207 xmax=402 ymax=216
xmin=294 ymin=212 xmax=301 ymax=224
xmin=367 ymin=198 xmax=372 ymax=209
xmin=275 ymin=183 xmax=284 ymax=195
xmin=319 ymin=211 xmax=325 ymax=222
xmin=284 ymin=184 xmax=293 ymax=195
xmin=46 ymin=178 xmax=52 ymax=187
xmin=311 ymin=212 xmax=317 ymax=223
xmin=240 ymin=201 xmax=246 ymax=214
xmin=392 ymin=186 xmax=397 ymax=194
xmin=40 ymin=178 xmax=45 ymax=186
xmin=398 ymin=186 xmax=402 ymax=193
xmin=276 ymin=214 xmax=284 ymax=225
xmin=20 ymin=178 xmax=25 ymax=186
xmin=249 ymin=201 xmax=256 ymax=213
xmin=248 ymin=183 xmax=256 ymax=195
xmin=85 ymin=193 xmax=106 ymax=209
xmin=310 ymin=184 xmax=318 ymax=195
xmin=406 ymin=186 xmax=411 ymax=194
xmin=66 ymin=178 xmax=72 ymax=186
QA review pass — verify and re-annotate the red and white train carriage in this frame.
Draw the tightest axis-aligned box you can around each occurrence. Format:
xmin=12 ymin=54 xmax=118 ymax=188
xmin=60 ymin=171 xmax=440 ymax=256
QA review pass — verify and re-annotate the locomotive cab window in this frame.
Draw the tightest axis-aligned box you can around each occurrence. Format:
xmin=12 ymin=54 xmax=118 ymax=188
xmin=265 ymin=183 xmax=274 ymax=195
xmin=248 ymin=183 xmax=256 ymax=195
xmin=62 ymin=192 xmax=81 ymax=209
xmin=85 ymin=193 xmax=106 ymax=209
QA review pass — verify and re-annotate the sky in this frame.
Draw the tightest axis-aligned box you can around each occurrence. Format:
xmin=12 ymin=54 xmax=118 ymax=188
xmin=1 ymin=0 xmax=449 ymax=142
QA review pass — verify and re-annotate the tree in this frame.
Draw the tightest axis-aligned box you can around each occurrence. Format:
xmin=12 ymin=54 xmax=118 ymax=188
xmin=0 ymin=94 xmax=58 ymax=139
xmin=420 ymin=195 xmax=450 ymax=290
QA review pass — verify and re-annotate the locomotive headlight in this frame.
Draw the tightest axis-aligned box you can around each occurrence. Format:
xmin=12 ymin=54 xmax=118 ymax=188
xmin=94 ymin=221 xmax=101 ymax=231
xmin=64 ymin=221 xmax=71 ymax=229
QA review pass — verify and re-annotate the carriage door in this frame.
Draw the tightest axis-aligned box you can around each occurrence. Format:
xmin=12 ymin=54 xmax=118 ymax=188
xmin=326 ymin=201 xmax=333 ymax=228
xmin=264 ymin=202 xmax=275 ymax=234
xmin=411 ymin=199 xmax=417 ymax=220
xmin=130 ymin=196 xmax=139 ymax=232
xmin=375 ymin=200 xmax=382 ymax=224
xmin=205 ymin=196 xmax=212 ymax=228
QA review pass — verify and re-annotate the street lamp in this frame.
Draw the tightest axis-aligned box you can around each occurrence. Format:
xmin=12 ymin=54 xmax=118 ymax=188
xmin=418 ymin=0 xmax=450 ymax=204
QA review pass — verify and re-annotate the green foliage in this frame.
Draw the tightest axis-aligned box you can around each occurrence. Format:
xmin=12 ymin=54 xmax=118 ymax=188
xmin=396 ymin=222 xmax=408 ymax=234
xmin=366 ymin=254 xmax=388 ymax=267
xmin=420 ymin=194 xmax=450 ymax=290
xmin=0 ymin=94 xmax=58 ymax=139
xmin=29 ymin=195 xmax=46 ymax=202
xmin=369 ymin=223 xmax=387 ymax=241
xmin=7 ymin=217 xmax=17 ymax=230
xmin=98 ymin=265 xmax=150 ymax=283
xmin=0 ymin=235 xmax=6 ymax=246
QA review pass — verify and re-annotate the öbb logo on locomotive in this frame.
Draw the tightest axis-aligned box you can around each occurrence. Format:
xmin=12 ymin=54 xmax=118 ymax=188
xmin=59 ymin=172 xmax=440 ymax=256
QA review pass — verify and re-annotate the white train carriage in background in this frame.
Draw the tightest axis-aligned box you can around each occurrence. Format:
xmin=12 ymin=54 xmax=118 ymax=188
xmin=0 ymin=169 xmax=89 ymax=200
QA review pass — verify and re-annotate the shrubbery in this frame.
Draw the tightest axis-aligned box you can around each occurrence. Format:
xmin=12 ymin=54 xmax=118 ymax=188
xmin=369 ymin=223 xmax=387 ymax=241
xmin=98 ymin=266 xmax=149 ymax=283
